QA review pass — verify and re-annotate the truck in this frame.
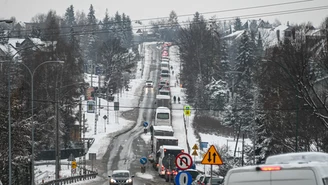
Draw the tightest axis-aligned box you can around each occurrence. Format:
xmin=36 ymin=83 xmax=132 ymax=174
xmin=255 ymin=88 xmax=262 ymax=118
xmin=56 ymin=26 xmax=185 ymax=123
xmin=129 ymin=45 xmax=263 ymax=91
xmin=157 ymin=145 xmax=184 ymax=177
xmin=149 ymin=136 xmax=178 ymax=168
xmin=152 ymin=125 xmax=174 ymax=137
xmin=156 ymin=95 xmax=171 ymax=109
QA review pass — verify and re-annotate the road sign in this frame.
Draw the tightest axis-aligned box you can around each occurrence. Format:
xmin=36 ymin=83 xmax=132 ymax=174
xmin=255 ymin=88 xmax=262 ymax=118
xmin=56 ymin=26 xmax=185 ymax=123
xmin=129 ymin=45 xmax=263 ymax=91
xmin=200 ymin=142 xmax=209 ymax=150
xmin=192 ymin=144 xmax=198 ymax=150
xmin=114 ymin=102 xmax=119 ymax=111
xmin=174 ymin=171 xmax=193 ymax=185
xmin=201 ymin=145 xmax=223 ymax=165
xmin=140 ymin=157 xmax=148 ymax=165
xmin=143 ymin=121 xmax=148 ymax=127
xmin=87 ymin=100 xmax=95 ymax=113
xmin=103 ymin=115 xmax=107 ymax=120
xmin=71 ymin=161 xmax=77 ymax=169
xmin=184 ymin=105 xmax=191 ymax=116
xmin=191 ymin=150 xmax=198 ymax=156
xmin=175 ymin=153 xmax=193 ymax=170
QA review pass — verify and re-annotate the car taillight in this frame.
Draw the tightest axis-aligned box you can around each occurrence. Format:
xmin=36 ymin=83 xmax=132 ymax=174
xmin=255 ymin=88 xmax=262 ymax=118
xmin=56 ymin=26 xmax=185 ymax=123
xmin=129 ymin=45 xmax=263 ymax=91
xmin=167 ymin=171 xmax=171 ymax=174
xmin=173 ymin=172 xmax=177 ymax=175
xmin=161 ymin=165 xmax=165 ymax=170
xmin=156 ymin=164 xmax=159 ymax=167
xmin=256 ymin=166 xmax=281 ymax=171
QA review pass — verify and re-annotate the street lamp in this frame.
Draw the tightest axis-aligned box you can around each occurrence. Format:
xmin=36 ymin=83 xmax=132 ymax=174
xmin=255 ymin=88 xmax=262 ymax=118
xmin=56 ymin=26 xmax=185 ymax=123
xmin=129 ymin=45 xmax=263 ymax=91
xmin=1 ymin=43 xmax=43 ymax=185
xmin=18 ymin=60 xmax=64 ymax=185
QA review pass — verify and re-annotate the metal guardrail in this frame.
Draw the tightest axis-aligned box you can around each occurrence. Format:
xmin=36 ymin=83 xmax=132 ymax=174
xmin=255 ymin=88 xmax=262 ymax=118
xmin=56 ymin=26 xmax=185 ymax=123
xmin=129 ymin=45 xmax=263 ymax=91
xmin=42 ymin=169 xmax=98 ymax=185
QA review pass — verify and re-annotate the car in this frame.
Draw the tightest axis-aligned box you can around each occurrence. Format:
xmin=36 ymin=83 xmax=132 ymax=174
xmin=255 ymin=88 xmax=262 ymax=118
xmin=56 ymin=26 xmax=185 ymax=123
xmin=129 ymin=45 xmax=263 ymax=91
xmin=192 ymin=174 xmax=205 ymax=185
xmin=146 ymin=80 xmax=153 ymax=87
xmin=108 ymin=170 xmax=135 ymax=185
xmin=205 ymin=176 xmax=224 ymax=185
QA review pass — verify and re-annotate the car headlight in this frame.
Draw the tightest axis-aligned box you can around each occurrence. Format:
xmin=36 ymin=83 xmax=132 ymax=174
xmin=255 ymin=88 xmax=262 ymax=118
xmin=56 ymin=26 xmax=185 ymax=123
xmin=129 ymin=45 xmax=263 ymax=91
xmin=126 ymin=179 xmax=132 ymax=183
xmin=110 ymin=179 xmax=116 ymax=183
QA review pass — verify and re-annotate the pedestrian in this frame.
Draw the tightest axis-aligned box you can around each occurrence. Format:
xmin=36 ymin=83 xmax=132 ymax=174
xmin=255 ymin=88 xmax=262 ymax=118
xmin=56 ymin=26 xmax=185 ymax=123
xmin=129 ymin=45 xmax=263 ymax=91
xmin=178 ymin=97 xmax=180 ymax=104
xmin=172 ymin=70 xmax=174 ymax=75
xmin=173 ymin=96 xmax=176 ymax=103
xmin=171 ymin=66 xmax=173 ymax=70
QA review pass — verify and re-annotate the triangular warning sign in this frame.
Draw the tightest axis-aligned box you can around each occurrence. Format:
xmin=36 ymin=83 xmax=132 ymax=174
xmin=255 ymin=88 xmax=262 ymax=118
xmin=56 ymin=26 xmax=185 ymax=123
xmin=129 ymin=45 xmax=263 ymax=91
xmin=201 ymin=145 xmax=223 ymax=165
xmin=192 ymin=144 xmax=199 ymax=150
xmin=191 ymin=150 xmax=198 ymax=156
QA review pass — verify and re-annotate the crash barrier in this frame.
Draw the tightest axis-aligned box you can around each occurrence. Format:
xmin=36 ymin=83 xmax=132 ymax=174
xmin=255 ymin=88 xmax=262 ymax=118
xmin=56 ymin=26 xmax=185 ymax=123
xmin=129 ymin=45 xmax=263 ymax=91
xmin=42 ymin=169 xmax=97 ymax=185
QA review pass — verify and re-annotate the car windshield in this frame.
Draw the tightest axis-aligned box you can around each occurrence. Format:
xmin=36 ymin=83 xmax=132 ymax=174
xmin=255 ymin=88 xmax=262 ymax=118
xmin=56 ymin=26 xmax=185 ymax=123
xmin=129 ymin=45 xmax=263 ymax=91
xmin=112 ymin=172 xmax=129 ymax=177
xmin=157 ymin=113 xmax=169 ymax=119
xmin=146 ymin=81 xmax=152 ymax=83
xmin=161 ymin=74 xmax=169 ymax=77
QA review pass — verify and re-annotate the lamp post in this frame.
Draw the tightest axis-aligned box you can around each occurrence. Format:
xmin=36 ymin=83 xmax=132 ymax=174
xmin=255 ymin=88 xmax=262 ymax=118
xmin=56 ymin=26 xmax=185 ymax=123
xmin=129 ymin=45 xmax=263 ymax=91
xmin=1 ymin=43 xmax=43 ymax=185
xmin=265 ymin=59 xmax=299 ymax=152
xmin=18 ymin=60 xmax=65 ymax=185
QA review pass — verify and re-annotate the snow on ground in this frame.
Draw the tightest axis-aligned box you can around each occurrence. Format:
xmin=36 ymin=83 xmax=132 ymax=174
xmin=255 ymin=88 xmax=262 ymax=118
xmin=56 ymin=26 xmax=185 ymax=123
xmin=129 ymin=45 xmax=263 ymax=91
xmin=35 ymin=43 xmax=147 ymax=184
xmin=135 ymin=172 xmax=154 ymax=179
xmin=169 ymin=46 xmax=188 ymax=152
xmin=140 ymin=132 xmax=152 ymax=145
xmin=169 ymin=45 xmax=254 ymax=174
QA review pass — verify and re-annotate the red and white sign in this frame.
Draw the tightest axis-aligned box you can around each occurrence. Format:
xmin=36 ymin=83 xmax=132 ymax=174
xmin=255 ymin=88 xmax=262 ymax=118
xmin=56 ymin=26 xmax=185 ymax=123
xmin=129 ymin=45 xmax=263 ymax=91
xmin=175 ymin=153 xmax=193 ymax=170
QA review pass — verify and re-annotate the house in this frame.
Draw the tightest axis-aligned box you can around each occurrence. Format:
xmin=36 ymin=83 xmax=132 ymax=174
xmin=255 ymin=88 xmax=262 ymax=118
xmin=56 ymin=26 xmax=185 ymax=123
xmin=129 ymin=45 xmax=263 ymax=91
xmin=0 ymin=43 xmax=18 ymax=61
xmin=10 ymin=22 xmax=26 ymax=38
xmin=20 ymin=37 xmax=57 ymax=52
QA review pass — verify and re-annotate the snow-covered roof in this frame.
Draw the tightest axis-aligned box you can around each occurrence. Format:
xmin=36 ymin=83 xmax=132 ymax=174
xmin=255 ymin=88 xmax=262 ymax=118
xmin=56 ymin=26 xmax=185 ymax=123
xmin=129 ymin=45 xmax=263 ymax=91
xmin=265 ymin=152 xmax=328 ymax=164
xmin=8 ymin=38 xmax=25 ymax=48
xmin=160 ymin=145 xmax=183 ymax=150
xmin=156 ymin=95 xmax=170 ymax=100
xmin=154 ymin=136 xmax=178 ymax=140
xmin=153 ymin=125 xmax=174 ymax=132
xmin=156 ymin=107 xmax=170 ymax=113
xmin=224 ymin=30 xmax=245 ymax=39
xmin=306 ymin=29 xmax=322 ymax=36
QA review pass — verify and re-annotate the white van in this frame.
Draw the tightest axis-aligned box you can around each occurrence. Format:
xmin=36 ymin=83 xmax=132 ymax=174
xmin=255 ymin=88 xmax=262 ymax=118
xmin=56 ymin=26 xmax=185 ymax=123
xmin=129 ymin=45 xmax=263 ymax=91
xmin=224 ymin=152 xmax=328 ymax=185
xmin=155 ymin=107 xmax=171 ymax=126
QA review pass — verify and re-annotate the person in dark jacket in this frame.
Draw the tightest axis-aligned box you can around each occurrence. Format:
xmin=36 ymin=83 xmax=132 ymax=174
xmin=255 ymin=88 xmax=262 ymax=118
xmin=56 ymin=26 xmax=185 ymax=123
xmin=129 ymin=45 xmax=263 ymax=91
xmin=173 ymin=96 xmax=176 ymax=103
xmin=178 ymin=97 xmax=180 ymax=104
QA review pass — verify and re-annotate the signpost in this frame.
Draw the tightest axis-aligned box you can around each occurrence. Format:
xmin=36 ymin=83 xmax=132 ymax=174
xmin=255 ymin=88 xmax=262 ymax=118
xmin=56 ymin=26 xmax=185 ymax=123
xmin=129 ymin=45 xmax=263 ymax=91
xmin=143 ymin=121 xmax=148 ymax=127
xmin=103 ymin=115 xmax=107 ymax=132
xmin=174 ymin=171 xmax=193 ymax=185
xmin=191 ymin=144 xmax=198 ymax=162
xmin=201 ymin=145 xmax=224 ymax=185
xmin=140 ymin=157 xmax=148 ymax=165
xmin=87 ymin=100 xmax=95 ymax=113
xmin=183 ymin=105 xmax=191 ymax=116
xmin=175 ymin=153 xmax=193 ymax=170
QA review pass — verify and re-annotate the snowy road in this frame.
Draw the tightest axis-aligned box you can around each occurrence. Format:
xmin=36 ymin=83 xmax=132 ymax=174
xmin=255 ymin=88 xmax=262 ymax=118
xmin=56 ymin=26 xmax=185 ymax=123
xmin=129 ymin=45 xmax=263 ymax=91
xmin=84 ymin=43 xmax=167 ymax=185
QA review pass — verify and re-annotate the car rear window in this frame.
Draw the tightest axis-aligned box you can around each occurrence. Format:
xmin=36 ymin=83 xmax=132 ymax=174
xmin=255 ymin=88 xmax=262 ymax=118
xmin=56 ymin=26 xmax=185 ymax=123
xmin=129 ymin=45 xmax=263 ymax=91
xmin=210 ymin=178 xmax=224 ymax=185
xmin=186 ymin=171 xmax=199 ymax=179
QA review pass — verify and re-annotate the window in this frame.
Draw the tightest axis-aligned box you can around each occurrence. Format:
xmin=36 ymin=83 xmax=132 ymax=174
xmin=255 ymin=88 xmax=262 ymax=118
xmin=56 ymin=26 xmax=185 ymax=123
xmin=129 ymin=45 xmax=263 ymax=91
xmin=157 ymin=113 xmax=169 ymax=119
xmin=113 ymin=172 xmax=129 ymax=177
xmin=323 ymin=177 xmax=328 ymax=185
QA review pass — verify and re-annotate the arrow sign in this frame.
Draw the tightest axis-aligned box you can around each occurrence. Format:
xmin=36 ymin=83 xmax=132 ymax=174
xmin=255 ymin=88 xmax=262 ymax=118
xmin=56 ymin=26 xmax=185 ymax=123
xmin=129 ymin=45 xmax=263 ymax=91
xmin=143 ymin=121 xmax=148 ymax=127
xmin=201 ymin=145 xmax=223 ymax=165
xmin=175 ymin=153 xmax=193 ymax=170
xmin=140 ymin=157 xmax=148 ymax=165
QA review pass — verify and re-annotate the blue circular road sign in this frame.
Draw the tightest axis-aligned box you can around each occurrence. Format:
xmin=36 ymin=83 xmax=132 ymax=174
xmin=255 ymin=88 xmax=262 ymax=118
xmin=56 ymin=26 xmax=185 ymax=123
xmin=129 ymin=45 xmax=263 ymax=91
xmin=143 ymin=122 xmax=148 ymax=127
xmin=140 ymin=157 xmax=148 ymax=165
xmin=175 ymin=171 xmax=192 ymax=185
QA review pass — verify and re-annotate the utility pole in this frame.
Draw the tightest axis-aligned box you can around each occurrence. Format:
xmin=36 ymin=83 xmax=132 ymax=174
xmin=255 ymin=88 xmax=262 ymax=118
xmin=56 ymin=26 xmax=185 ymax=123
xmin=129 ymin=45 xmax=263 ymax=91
xmin=55 ymin=88 xmax=60 ymax=182
xmin=83 ymin=113 xmax=86 ymax=176
xmin=79 ymin=97 xmax=82 ymax=141
xmin=98 ymin=75 xmax=101 ymax=108
xmin=241 ymin=133 xmax=245 ymax=166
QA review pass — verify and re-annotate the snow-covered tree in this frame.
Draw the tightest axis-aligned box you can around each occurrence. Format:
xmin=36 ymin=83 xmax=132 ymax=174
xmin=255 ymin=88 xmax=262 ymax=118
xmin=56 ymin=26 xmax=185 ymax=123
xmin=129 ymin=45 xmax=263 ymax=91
xmin=233 ymin=17 xmax=243 ymax=31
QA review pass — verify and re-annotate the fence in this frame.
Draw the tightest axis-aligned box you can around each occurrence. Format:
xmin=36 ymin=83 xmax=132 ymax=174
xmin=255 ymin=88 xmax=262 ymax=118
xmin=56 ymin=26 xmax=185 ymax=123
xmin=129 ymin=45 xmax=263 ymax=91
xmin=42 ymin=169 xmax=97 ymax=185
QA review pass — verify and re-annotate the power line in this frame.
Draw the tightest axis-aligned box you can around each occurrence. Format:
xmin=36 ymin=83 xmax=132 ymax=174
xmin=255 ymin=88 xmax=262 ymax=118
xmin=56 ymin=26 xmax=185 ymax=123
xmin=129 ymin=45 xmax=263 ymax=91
xmin=3 ymin=4 xmax=327 ymax=39
xmin=3 ymin=0 xmax=319 ymax=36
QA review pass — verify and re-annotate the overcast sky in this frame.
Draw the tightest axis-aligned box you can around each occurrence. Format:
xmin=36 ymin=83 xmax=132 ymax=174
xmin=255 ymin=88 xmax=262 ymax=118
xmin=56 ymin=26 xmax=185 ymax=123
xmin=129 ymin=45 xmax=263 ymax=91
xmin=1 ymin=0 xmax=327 ymax=27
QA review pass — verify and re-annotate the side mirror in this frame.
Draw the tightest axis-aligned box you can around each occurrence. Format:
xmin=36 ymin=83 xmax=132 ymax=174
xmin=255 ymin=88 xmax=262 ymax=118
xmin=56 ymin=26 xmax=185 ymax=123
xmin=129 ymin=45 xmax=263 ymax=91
xmin=108 ymin=176 xmax=111 ymax=178
xmin=131 ymin=175 xmax=135 ymax=178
